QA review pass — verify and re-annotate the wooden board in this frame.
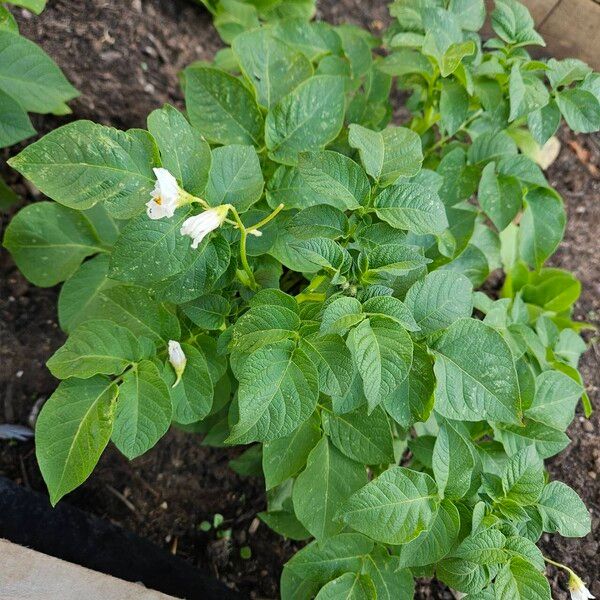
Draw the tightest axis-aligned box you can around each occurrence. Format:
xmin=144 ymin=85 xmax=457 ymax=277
xmin=0 ymin=539 xmax=178 ymax=600
xmin=484 ymin=0 xmax=600 ymax=69
xmin=535 ymin=0 xmax=600 ymax=69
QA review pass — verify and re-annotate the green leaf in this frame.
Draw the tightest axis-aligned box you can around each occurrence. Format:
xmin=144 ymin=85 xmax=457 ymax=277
xmin=508 ymin=65 xmax=549 ymax=122
xmin=229 ymin=444 xmax=262 ymax=477
xmin=7 ymin=0 xmax=47 ymax=15
xmin=453 ymin=528 xmax=507 ymax=564
xmin=272 ymin=20 xmax=341 ymax=62
xmin=315 ymin=573 xmax=376 ymax=600
xmin=293 ymin=437 xmax=367 ymax=541
xmin=525 ymin=370 xmax=583 ymax=430
xmin=232 ymin=27 xmax=313 ymax=108
xmin=259 ymin=509 xmax=311 ymax=541
xmin=467 ymin=131 xmax=517 ymax=164
xmin=437 ymin=558 xmax=488 ymax=594
xmin=0 ymin=174 xmax=19 ymax=210
xmin=348 ymin=124 xmax=423 ymax=186
xmin=152 ymin=235 xmax=231 ymax=304
xmin=527 ymin=101 xmax=561 ymax=146
xmin=265 ymin=75 xmax=346 ymax=165
xmin=491 ymin=0 xmax=544 ymax=46
xmin=364 ymin=548 xmax=415 ymax=600
xmin=478 ymin=162 xmax=523 ymax=231
xmin=0 ymin=87 xmax=35 ymax=146
xmin=147 ymin=104 xmax=211 ymax=196
xmin=66 ymin=283 xmax=179 ymax=342
xmin=431 ymin=318 xmax=521 ymax=424
xmin=112 ymin=360 xmax=171 ymax=459
xmin=361 ymin=295 xmax=420 ymax=332
xmin=494 ymin=558 xmax=551 ymax=600
xmin=57 ymin=255 xmax=115 ymax=331
xmin=323 ymin=405 xmax=394 ymax=465
xmin=108 ymin=208 xmax=192 ymax=285
xmin=501 ymin=445 xmax=545 ymax=505
xmin=448 ymin=0 xmax=485 ymax=31
xmin=0 ymin=29 xmax=77 ymax=113
xmin=205 ymin=144 xmax=264 ymax=212
xmin=363 ymin=244 xmax=430 ymax=281
xmin=0 ymin=6 xmax=18 ymax=32
xmin=440 ymin=80 xmax=468 ymax=136
xmin=36 ymin=376 xmax=116 ymax=505
xmin=184 ymin=66 xmax=264 ymax=146
xmin=437 ymin=148 xmax=479 ymax=206
xmin=229 ymin=340 xmax=319 ymax=443
xmin=181 ymin=294 xmax=230 ymax=330
xmin=284 ymin=205 xmax=349 ymax=241
xmin=398 ymin=499 xmax=460 ymax=567
xmin=383 ymin=344 xmax=434 ymax=427
xmin=347 ymin=317 xmax=413 ymax=411
xmin=47 ymin=320 xmax=152 ymax=380
xmin=167 ymin=343 xmax=214 ymax=424
xmin=404 ymin=271 xmax=473 ymax=336
xmin=8 ymin=121 xmax=159 ymax=218
xmin=374 ymin=182 xmax=448 ymax=235
xmin=441 ymin=41 xmax=476 ymax=77
xmin=287 ymin=237 xmax=351 ymax=275
xmin=336 ymin=466 xmax=439 ymax=545
xmin=285 ymin=533 xmax=373 ymax=584
xmin=556 ymin=88 xmax=600 ymax=133
xmin=554 ymin=329 xmax=587 ymax=368
xmin=320 ymin=297 xmax=363 ymax=335
xmin=504 ymin=536 xmax=545 ymax=571
xmin=519 ymin=189 xmax=565 ymax=270
xmin=3 ymin=201 xmax=104 ymax=287
xmin=301 ymin=334 xmax=355 ymax=397
xmin=495 ymin=420 xmax=569 ymax=459
xmin=229 ymin=304 xmax=300 ymax=371
xmin=433 ymin=420 xmax=475 ymax=499
xmin=297 ymin=151 xmax=370 ymax=210
xmin=537 ymin=481 xmax=591 ymax=537
xmin=263 ymin=412 xmax=322 ymax=490
xmin=547 ymin=58 xmax=592 ymax=88
xmin=280 ymin=567 xmax=321 ymax=600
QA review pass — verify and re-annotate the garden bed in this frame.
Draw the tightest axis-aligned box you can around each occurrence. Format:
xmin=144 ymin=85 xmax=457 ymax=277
xmin=0 ymin=1 xmax=598 ymax=598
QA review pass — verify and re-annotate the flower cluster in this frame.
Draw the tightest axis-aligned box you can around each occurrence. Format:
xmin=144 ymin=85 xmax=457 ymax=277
xmin=146 ymin=167 xmax=228 ymax=248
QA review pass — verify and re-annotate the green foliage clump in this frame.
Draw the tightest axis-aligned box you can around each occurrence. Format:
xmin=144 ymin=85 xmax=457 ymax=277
xmin=3 ymin=0 xmax=599 ymax=597
xmin=0 ymin=0 xmax=77 ymax=209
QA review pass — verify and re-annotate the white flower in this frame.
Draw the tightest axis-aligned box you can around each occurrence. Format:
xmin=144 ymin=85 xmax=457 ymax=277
xmin=146 ymin=168 xmax=181 ymax=220
xmin=180 ymin=206 xmax=229 ymax=249
xmin=570 ymin=573 xmax=595 ymax=600
xmin=168 ymin=340 xmax=186 ymax=387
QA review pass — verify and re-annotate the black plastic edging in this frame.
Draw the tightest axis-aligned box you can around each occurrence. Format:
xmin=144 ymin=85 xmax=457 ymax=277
xmin=0 ymin=477 xmax=243 ymax=600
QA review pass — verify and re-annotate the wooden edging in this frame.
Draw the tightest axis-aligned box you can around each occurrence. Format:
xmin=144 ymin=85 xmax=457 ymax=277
xmin=0 ymin=539 xmax=178 ymax=600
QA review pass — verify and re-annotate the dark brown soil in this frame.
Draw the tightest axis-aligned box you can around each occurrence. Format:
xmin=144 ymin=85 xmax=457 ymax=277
xmin=0 ymin=1 xmax=598 ymax=598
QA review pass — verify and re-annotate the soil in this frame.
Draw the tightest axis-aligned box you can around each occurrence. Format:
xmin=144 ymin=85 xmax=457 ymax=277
xmin=0 ymin=1 xmax=598 ymax=598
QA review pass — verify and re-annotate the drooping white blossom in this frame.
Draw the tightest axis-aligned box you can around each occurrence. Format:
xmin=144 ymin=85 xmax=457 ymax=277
xmin=180 ymin=206 xmax=229 ymax=249
xmin=570 ymin=573 xmax=595 ymax=600
xmin=168 ymin=340 xmax=187 ymax=387
xmin=146 ymin=168 xmax=181 ymax=220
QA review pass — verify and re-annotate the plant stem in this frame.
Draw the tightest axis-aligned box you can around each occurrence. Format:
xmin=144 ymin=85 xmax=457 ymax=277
xmin=227 ymin=203 xmax=286 ymax=291
xmin=543 ymin=556 xmax=575 ymax=576
xmin=296 ymin=274 xmax=328 ymax=303
xmin=247 ymin=203 xmax=285 ymax=232
xmin=228 ymin=207 xmax=258 ymax=291
xmin=424 ymin=109 xmax=483 ymax=157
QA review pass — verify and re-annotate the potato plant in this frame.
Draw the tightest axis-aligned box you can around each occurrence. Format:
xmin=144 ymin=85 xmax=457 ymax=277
xmin=3 ymin=0 xmax=599 ymax=598
xmin=0 ymin=0 xmax=77 ymax=207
